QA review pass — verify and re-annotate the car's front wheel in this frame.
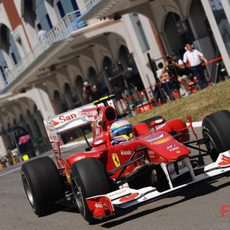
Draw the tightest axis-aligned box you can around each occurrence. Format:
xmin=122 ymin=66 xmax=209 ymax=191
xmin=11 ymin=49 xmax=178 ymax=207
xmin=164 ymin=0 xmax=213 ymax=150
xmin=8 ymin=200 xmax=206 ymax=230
xmin=202 ymin=110 xmax=230 ymax=161
xmin=70 ymin=158 xmax=111 ymax=223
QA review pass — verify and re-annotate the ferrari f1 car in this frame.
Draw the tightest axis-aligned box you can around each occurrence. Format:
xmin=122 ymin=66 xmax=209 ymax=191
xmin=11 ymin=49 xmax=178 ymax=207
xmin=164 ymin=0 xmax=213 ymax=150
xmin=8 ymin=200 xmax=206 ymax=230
xmin=21 ymin=96 xmax=230 ymax=223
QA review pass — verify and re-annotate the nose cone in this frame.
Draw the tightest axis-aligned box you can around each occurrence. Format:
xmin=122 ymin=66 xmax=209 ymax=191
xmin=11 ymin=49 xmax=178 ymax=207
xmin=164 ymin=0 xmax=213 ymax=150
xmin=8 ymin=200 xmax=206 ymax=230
xmin=149 ymin=132 xmax=190 ymax=161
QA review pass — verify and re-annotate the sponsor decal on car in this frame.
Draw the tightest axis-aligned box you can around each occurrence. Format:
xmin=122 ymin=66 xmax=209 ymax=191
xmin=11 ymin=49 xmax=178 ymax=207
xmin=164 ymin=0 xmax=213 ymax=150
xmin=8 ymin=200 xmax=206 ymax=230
xmin=166 ymin=144 xmax=181 ymax=154
xmin=218 ymin=153 xmax=230 ymax=167
xmin=112 ymin=153 xmax=120 ymax=167
xmin=153 ymin=136 xmax=172 ymax=145
xmin=119 ymin=193 xmax=139 ymax=203
xmin=121 ymin=150 xmax=132 ymax=155
xmin=51 ymin=142 xmax=60 ymax=155
xmin=108 ymin=188 xmax=130 ymax=199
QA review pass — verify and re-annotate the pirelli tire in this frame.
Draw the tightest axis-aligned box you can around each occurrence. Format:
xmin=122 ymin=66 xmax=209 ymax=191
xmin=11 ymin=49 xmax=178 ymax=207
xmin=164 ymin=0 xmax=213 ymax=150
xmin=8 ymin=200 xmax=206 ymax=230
xmin=70 ymin=158 xmax=111 ymax=224
xmin=202 ymin=110 xmax=230 ymax=162
xmin=21 ymin=156 xmax=65 ymax=216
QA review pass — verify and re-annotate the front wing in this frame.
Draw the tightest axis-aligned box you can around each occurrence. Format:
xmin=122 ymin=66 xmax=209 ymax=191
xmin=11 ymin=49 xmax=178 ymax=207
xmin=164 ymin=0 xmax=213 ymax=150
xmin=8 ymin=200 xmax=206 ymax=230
xmin=86 ymin=151 xmax=230 ymax=219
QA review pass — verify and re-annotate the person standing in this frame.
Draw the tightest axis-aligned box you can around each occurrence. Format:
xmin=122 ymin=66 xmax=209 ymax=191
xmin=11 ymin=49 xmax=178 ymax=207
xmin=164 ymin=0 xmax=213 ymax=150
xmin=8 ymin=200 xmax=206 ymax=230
xmin=37 ymin=24 xmax=47 ymax=40
xmin=183 ymin=42 xmax=208 ymax=89
xmin=83 ymin=81 xmax=100 ymax=104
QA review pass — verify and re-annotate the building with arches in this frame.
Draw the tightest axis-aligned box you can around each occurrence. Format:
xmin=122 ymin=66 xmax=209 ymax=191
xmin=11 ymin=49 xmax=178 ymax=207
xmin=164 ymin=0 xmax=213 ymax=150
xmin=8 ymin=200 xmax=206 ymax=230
xmin=0 ymin=0 xmax=229 ymax=156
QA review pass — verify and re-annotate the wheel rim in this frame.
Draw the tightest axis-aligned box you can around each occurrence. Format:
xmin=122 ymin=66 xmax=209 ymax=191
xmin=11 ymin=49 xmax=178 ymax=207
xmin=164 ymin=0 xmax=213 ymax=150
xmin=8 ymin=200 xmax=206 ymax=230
xmin=22 ymin=173 xmax=34 ymax=207
xmin=204 ymin=131 xmax=219 ymax=161
xmin=71 ymin=178 xmax=84 ymax=214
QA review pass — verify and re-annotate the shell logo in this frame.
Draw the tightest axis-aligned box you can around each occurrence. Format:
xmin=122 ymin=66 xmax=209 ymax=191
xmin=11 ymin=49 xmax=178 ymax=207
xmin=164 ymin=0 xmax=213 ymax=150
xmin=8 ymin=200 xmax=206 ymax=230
xmin=112 ymin=153 xmax=120 ymax=167
xmin=153 ymin=136 xmax=172 ymax=145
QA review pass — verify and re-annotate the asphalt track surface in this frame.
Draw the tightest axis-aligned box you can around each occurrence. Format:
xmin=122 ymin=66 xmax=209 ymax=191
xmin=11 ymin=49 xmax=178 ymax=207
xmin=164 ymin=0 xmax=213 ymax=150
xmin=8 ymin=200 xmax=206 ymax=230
xmin=0 ymin=128 xmax=229 ymax=230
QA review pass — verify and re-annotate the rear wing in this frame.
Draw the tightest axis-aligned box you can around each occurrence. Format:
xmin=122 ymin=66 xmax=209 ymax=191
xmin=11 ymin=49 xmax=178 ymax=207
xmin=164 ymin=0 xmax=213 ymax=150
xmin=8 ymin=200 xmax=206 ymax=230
xmin=44 ymin=104 xmax=97 ymax=140
xmin=44 ymin=95 xmax=116 ymax=136
xmin=44 ymin=104 xmax=98 ymax=168
xmin=44 ymin=95 xmax=116 ymax=168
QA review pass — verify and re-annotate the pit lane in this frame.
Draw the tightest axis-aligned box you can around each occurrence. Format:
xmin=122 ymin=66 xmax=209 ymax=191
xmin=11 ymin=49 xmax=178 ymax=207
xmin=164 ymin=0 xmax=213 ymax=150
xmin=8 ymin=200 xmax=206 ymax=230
xmin=0 ymin=127 xmax=229 ymax=230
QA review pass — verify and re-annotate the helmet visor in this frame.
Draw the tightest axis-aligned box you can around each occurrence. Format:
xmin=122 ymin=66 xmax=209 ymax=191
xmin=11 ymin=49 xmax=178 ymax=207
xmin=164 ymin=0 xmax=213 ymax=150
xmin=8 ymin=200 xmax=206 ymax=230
xmin=111 ymin=125 xmax=133 ymax=137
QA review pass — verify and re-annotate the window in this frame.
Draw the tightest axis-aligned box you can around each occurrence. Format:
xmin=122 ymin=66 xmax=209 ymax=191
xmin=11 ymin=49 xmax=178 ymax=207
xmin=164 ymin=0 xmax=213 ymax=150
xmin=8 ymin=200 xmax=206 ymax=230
xmin=70 ymin=0 xmax=79 ymax=11
xmin=136 ymin=20 xmax=150 ymax=52
xmin=11 ymin=52 xmax=17 ymax=65
xmin=46 ymin=14 xmax=53 ymax=29
xmin=57 ymin=1 xmax=65 ymax=18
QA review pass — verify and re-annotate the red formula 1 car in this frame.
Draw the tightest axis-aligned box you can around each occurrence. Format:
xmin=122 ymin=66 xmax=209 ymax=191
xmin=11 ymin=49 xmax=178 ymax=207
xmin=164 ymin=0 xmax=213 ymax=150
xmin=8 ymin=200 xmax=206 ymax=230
xmin=21 ymin=97 xmax=230 ymax=224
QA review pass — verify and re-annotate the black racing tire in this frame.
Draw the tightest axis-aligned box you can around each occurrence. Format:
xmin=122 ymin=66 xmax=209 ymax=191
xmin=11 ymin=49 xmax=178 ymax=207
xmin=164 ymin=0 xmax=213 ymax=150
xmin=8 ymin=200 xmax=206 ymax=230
xmin=21 ymin=157 xmax=65 ymax=216
xmin=202 ymin=110 xmax=230 ymax=162
xmin=70 ymin=158 xmax=111 ymax=224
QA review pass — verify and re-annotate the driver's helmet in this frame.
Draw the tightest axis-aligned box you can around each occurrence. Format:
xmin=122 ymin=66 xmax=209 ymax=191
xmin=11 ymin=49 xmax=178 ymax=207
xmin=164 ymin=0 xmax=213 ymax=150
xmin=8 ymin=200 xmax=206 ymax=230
xmin=110 ymin=119 xmax=134 ymax=144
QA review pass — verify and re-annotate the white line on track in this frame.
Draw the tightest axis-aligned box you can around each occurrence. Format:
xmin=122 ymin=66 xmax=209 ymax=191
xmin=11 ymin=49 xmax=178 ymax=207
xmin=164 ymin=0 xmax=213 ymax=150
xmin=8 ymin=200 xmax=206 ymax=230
xmin=0 ymin=167 xmax=21 ymax=177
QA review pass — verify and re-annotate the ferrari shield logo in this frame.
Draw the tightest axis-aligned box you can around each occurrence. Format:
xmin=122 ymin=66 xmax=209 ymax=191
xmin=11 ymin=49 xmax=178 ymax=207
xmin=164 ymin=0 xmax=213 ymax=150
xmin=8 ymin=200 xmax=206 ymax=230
xmin=112 ymin=153 xmax=120 ymax=167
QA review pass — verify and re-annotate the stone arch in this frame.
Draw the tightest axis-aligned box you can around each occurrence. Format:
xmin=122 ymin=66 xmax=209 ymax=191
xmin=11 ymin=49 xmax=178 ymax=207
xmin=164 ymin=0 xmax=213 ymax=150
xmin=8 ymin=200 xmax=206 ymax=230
xmin=0 ymin=24 xmax=10 ymax=53
xmin=53 ymin=89 xmax=67 ymax=113
xmin=114 ymin=40 xmax=129 ymax=61
xmin=118 ymin=45 xmax=144 ymax=90
xmin=87 ymin=66 xmax=97 ymax=85
xmin=164 ymin=12 xmax=194 ymax=57
xmin=44 ymin=80 xmax=59 ymax=101
xmin=32 ymin=104 xmax=43 ymax=138
xmin=19 ymin=113 xmax=26 ymax=127
xmin=75 ymin=75 xmax=84 ymax=106
xmin=78 ymin=54 xmax=96 ymax=78
xmin=21 ymin=0 xmax=36 ymax=26
xmin=66 ymin=64 xmax=83 ymax=87
xmin=103 ymin=56 xmax=113 ymax=75
xmin=118 ymin=45 xmax=132 ymax=68
xmin=55 ymin=72 xmax=70 ymax=95
xmin=0 ymin=24 xmax=21 ymax=65
xmin=64 ymin=82 xmax=75 ymax=109
xmin=25 ymin=110 xmax=33 ymax=135
xmin=87 ymin=43 xmax=113 ymax=72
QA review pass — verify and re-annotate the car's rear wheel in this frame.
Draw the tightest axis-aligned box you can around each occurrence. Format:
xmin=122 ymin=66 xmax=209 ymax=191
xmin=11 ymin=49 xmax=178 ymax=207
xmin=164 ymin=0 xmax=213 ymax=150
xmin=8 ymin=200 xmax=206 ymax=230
xmin=21 ymin=157 xmax=65 ymax=216
xmin=70 ymin=158 xmax=111 ymax=224
xmin=202 ymin=110 xmax=230 ymax=161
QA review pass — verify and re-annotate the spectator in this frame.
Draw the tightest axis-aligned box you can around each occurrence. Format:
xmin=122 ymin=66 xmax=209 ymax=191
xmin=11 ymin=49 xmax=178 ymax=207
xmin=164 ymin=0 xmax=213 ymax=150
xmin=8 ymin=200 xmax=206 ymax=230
xmin=159 ymin=57 xmax=182 ymax=100
xmin=37 ymin=24 xmax=47 ymax=40
xmin=6 ymin=148 xmax=13 ymax=166
xmin=183 ymin=42 xmax=208 ymax=89
xmin=167 ymin=56 xmax=194 ymax=95
xmin=156 ymin=62 xmax=164 ymax=79
xmin=83 ymin=81 xmax=99 ymax=103
xmin=111 ymin=83 xmax=123 ymax=100
xmin=159 ymin=71 xmax=175 ymax=101
xmin=91 ymin=84 xmax=100 ymax=100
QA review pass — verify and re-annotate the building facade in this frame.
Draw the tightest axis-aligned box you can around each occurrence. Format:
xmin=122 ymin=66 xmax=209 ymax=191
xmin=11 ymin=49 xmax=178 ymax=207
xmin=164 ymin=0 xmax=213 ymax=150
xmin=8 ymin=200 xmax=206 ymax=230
xmin=0 ymin=0 xmax=229 ymax=156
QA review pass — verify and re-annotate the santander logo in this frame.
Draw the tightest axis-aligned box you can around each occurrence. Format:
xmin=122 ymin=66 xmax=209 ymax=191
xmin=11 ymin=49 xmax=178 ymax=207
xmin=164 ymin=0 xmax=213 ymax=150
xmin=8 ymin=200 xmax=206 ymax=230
xmin=53 ymin=113 xmax=77 ymax=126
